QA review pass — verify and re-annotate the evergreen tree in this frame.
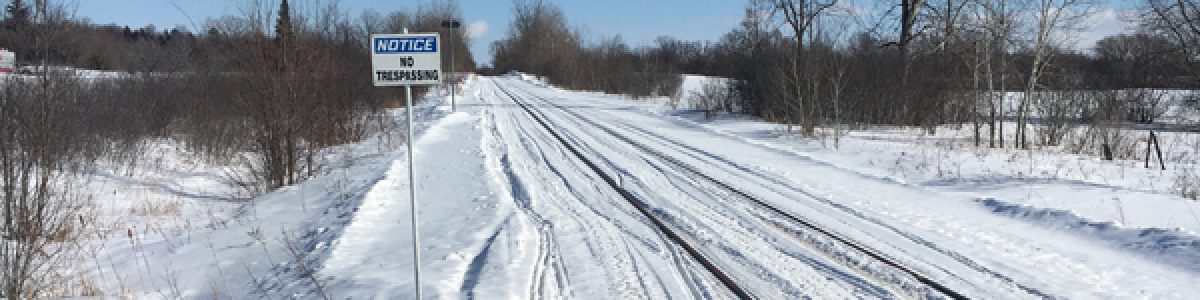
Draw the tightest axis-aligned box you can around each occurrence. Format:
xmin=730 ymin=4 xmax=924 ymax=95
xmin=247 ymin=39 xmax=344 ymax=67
xmin=273 ymin=0 xmax=295 ymax=73
xmin=275 ymin=0 xmax=294 ymax=47
xmin=4 ymin=0 xmax=30 ymax=30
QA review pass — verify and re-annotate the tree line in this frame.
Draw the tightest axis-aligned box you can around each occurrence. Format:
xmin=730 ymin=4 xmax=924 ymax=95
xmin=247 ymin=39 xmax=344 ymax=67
xmin=490 ymin=0 xmax=1200 ymax=151
xmin=0 ymin=0 xmax=476 ymax=74
xmin=0 ymin=0 xmax=477 ymax=297
xmin=0 ymin=0 xmax=478 ymax=191
xmin=488 ymin=0 xmax=683 ymax=98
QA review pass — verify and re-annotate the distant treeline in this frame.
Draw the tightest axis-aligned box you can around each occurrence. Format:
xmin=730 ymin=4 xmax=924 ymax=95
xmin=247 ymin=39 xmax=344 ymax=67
xmin=0 ymin=0 xmax=476 ymax=74
xmin=486 ymin=1 xmax=683 ymax=98
xmin=489 ymin=0 xmax=1200 ymax=149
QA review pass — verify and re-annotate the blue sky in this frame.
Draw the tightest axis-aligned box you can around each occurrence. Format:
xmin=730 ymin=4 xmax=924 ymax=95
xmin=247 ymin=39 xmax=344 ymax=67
xmin=72 ymin=0 xmax=745 ymax=65
xmin=71 ymin=0 xmax=1134 ymax=66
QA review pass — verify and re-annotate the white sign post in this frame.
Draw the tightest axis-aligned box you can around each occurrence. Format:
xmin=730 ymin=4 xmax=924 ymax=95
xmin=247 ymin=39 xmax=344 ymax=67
xmin=371 ymin=31 xmax=441 ymax=299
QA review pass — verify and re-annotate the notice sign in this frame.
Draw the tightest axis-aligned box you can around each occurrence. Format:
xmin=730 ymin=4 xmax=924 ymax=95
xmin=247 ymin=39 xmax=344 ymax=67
xmin=372 ymin=33 xmax=442 ymax=86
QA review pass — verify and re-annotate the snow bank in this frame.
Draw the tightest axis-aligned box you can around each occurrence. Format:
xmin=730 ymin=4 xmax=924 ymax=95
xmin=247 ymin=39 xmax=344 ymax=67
xmin=978 ymin=198 xmax=1200 ymax=273
xmin=79 ymin=82 xmax=464 ymax=298
xmin=505 ymin=71 xmax=549 ymax=87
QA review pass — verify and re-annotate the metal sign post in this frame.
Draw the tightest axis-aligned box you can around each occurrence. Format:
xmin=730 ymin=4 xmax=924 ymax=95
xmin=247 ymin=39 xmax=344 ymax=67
xmin=441 ymin=20 xmax=461 ymax=111
xmin=371 ymin=30 xmax=442 ymax=299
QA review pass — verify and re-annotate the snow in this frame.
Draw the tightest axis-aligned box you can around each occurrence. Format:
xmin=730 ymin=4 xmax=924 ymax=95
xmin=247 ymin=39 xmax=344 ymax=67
xmin=75 ymin=79 xmax=462 ymax=297
xmin=977 ymin=198 xmax=1200 ymax=274
xmin=83 ymin=137 xmax=398 ymax=298
xmin=320 ymin=110 xmax=516 ymax=298
xmin=670 ymin=74 xmax=733 ymax=110
xmin=71 ymin=74 xmax=1200 ymax=298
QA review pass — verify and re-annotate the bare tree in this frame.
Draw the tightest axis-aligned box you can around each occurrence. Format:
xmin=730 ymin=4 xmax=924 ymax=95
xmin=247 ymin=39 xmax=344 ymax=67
xmin=975 ymin=0 xmax=1023 ymax=148
xmin=772 ymin=0 xmax=838 ymax=135
xmin=1 ymin=1 xmax=85 ymax=297
xmin=492 ymin=0 xmax=580 ymax=83
xmin=1141 ymin=0 xmax=1200 ymax=84
xmin=1034 ymin=90 xmax=1086 ymax=146
xmin=925 ymin=0 xmax=978 ymax=141
xmin=944 ymin=0 xmax=1025 ymax=147
xmin=1094 ymin=33 xmax=1185 ymax=87
xmin=1016 ymin=0 xmax=1096 ymax=149
xmin=899 ymin=0 xmax=926 ymax=54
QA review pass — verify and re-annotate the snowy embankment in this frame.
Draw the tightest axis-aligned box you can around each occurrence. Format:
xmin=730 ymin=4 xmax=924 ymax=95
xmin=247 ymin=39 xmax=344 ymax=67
xmin=79 ymin=78 xmax=474 ymax=298
xmin=87 ymin=137 xmax=396 ymax=298
xmin=977 ymin=198 xmax=1200 ymax=273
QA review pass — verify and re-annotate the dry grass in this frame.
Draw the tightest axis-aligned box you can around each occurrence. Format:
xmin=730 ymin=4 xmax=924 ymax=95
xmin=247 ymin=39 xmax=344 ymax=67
xmin=129 ymin=198 xmax=183 ymax=217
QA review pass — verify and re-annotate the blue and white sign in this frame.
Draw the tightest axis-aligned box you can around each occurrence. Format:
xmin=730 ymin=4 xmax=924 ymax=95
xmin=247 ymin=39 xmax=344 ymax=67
xmin=374 ymin=37 xmax=439 ymax=54
xmin=372 ymin=33 xmax=442 ymax=86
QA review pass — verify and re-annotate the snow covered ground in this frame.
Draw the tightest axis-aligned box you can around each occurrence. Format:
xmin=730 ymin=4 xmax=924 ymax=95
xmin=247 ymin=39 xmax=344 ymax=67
xmin=74 ymin=74 xmax=1200 ymax=298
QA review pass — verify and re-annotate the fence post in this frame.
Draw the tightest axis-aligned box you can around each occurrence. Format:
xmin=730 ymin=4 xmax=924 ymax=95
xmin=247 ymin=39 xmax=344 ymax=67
xmin=1153 ymin=130 xmax=1165 ymax=171
xmin=1145 ymin=131 xmax=1152 ymax=168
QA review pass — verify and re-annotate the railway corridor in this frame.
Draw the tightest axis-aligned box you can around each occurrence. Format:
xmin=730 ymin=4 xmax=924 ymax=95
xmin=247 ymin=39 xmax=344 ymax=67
xmin=323 ymin=76 xmax=1198 ymax=299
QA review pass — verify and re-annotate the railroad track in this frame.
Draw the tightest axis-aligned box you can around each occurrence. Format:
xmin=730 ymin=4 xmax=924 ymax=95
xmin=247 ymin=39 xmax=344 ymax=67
xmin=495 ymin=79 xmax=975 ymax=299
xmin=493 ymin=81 xmax=755 ymax=299
xmin=509 ymin=81 xmax=1067 ymax=298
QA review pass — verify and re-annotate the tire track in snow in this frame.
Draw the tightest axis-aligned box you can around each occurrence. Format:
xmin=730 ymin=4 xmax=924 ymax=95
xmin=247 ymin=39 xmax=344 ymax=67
xmin=508 ymin=101 xmax=706 ymax=299
xmin=514 ymin=79 xmax=1053 ymax=298
xmin=503 ymin=80 xmax=971 ymax=299
xmin=482 ymin=81 xmax=686 ymax=299
xmin=477 ymin=91 xmax=572 ymax=299
xmin=461 ymin=223 xmax=506 ymax=299
xmin=525 ymin=93 xmax=872 ymax=298
xmin=523 ymin=101 xmax=908 ymax=298
xmin=604 ymin=121 xmax=1055 ymax=299
xmin=505 ymin=81 xmax=893 ymax=298
xmin=537 ymin=83 xmax=1084 ymax=297
xmin=493 ymin=80 xmax=754 ymax=299
xmin=640 ymin=156 xmax=899 ymax=298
